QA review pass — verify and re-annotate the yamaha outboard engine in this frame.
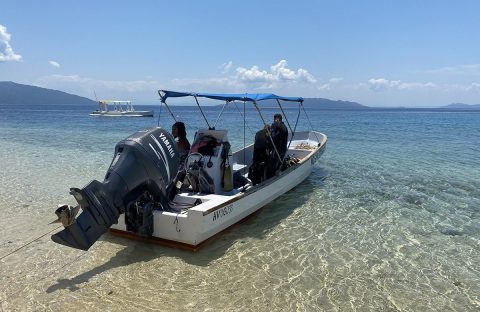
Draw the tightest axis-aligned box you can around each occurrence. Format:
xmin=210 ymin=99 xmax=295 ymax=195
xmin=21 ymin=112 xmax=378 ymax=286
xmin=51 ymin=127 xmax=179 ymax=250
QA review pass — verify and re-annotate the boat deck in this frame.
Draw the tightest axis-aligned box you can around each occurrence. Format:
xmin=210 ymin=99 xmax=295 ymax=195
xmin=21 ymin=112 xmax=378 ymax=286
xmin=167 ymin=136 xmax=321 ymax=215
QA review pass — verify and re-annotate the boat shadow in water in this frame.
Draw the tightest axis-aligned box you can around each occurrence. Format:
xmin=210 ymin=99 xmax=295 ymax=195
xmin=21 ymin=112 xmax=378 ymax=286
xmin=167 ymin=176 xmax=317 ymax=264
xmin=201 ymin=175 xmax=325 ymax=259
xmin=46 ymin=177 xmax=320 ymax=293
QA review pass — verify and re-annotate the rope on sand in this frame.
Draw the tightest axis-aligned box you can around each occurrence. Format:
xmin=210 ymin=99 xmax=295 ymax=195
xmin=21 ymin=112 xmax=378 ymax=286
xmin=0 ymin=225 xmax=62 ymax=261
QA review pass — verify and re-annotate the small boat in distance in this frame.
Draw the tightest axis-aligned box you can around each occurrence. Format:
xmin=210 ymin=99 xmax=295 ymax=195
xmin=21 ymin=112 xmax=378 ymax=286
xmin=89 ymin=100 xmax=154 ymax=117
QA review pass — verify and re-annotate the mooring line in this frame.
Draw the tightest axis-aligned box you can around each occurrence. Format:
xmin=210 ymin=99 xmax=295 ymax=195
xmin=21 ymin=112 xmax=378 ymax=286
xmin=0 ymin=225 xmax=62 ymax=261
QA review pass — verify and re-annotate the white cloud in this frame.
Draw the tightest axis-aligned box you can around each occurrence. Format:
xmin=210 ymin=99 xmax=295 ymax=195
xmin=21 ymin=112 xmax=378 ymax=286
xmin=319 ymin=77 xmax=344 ymax=90
xmin=48 ymin=60 xmax=60 ymax=68
xmin=172 ymin=61 xmax=317 ymax=93
xmin=171 ymin=77 xmax=239 ymax=91
xmin=220 ymin=61 xmax=232 ymax=73
xmin=466 ymin=82 xmax=480 ymax=92
xmin=329 ymin=77 xmax=343 ymax=83
xmin=368 ymin=78 xmax=436 ymax=91
xmin=0 ymin=24 xmax=22 ymax=62
xmin=235 ymin=60 xmax=316 ymax=87
xmin=38 ymin=74 xmax=160 ymax=91
xmin=397 ymin=82 xmax=437 ymax=90
xmin=236 ymin=65 xmax=274 ymax=84
xmin=36 ymin=74 xmax=163 ymax=100
xmin=368 ymin=78 xmax=400 ymax=91
xmin=34 ymin=60 xmax=318 ymax=101
xmin=424 ymin=64 xmax=480 ymax=75
xmin=447 ymin=82 xmax=480 ymax=92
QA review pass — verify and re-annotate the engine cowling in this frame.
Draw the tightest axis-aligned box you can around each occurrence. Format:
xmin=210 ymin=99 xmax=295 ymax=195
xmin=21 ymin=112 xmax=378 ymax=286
xmin=51 ymin=127 xmax=179 ymax=250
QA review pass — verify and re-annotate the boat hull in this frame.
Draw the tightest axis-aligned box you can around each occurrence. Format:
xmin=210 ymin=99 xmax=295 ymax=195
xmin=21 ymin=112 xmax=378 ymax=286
xmin=110 ymin=131 xmax=327 ymax=249
xmin=89 ymin=110 xmax=154 ymax=117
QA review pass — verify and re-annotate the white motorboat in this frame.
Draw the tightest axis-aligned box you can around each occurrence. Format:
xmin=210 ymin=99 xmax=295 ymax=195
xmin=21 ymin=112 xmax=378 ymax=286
xmin=89 ymin=100 xmax=154 ymax=117
xmin=51 ymin=91 xmax=327 ymax=251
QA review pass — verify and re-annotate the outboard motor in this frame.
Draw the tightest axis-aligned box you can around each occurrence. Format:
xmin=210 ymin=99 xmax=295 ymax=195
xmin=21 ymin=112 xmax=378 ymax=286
xmin=51 ymin=127 xmax=179 ymax=250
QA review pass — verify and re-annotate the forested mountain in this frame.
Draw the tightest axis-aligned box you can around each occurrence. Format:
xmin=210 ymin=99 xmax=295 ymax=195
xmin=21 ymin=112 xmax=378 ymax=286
xmin=441 ymin=103 xmax=480 ymax=109
xmin=0 ymin=81 xmax=95 ymax=105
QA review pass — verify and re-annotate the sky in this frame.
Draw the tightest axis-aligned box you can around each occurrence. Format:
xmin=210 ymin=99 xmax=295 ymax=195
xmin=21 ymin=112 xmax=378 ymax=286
xmin=1 ymin=0 xmax=480 ymax=107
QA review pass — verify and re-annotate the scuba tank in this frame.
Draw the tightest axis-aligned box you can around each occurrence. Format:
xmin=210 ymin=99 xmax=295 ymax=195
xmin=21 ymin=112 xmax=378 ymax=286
xmin=223 ymin=162 xmax=233 ymax=192
xmin=221 ymin=141 xmax=233 ymax=192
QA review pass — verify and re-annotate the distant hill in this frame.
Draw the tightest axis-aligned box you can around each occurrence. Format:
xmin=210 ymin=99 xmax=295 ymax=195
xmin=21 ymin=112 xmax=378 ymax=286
xmin=0 ymin=82 xmax=369 ymax=108
xmin=303 ymin=98 xmax=367 ymax=109
xmin=0 ymin=81 xmax=95 ymax=105
xmin=441 ymin=103 xmax=480 ymax=109
xmin=254 ymin=97 xmax=368 ymax=109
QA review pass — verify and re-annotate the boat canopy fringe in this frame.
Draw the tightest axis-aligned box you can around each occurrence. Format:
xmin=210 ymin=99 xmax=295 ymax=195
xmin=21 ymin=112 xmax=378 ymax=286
xmin=158 ymin=90 xmax=303 ymax=103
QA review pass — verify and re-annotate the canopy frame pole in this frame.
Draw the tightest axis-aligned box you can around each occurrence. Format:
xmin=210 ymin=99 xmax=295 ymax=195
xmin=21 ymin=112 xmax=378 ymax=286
xmin=253 ymin=100 xmax=283 ymax=168
xmin=275 ymin=99 xmax=294 ymax=134
xmin=194 ymin=95 xmax=212 ymax=129
xmin=243 ymin=100 xmax=246 ymax=178
xmin=213 ymin=100 xmax=229 ymax=129
xmin=276 ymin=98 xmax=297 ymax=163
xmin=286 ymin=102 xmax=302 ymax=150
xmin=233 ymin=101 xmax=255 ymax=135
xmin=300 ymin=101 xmax=321 ymax=145
xmin=160 ymin=100 xmax=177 ymax=122
xmin=157 ymin=99 xmax=163 ymax=126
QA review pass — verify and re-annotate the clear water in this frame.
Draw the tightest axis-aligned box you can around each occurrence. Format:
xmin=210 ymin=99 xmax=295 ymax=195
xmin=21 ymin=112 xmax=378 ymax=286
xmin=0 ymin=104 xmax=479 ymax=311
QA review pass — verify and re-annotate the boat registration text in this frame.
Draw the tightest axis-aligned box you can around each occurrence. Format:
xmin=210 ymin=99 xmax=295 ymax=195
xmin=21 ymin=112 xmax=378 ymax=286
xmin=212 ymin=204 xmax=234 ymax=222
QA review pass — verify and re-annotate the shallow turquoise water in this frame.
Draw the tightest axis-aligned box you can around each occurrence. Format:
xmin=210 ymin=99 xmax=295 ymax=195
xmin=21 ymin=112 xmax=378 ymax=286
xmin=0 ymin=104 xmax=479 ymax=311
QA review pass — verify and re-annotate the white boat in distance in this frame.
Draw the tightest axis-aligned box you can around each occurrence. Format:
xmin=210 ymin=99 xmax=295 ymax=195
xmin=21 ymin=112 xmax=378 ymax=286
xmin=90 ymin=100 xmax=154 ymax=117
xmin=51 ymin=91 xmax=327 ymax=251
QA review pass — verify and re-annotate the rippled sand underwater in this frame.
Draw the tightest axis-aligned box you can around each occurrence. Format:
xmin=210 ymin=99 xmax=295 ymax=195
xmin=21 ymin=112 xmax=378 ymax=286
xmin=1 ymin=106 xmax=479 ymax=311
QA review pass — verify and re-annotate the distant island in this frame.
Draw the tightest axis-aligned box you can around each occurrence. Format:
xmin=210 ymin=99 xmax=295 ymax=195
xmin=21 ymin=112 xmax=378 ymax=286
xmin=243 ymin=97 xmax=368 ymax=109
xmin=441 ymin=103 xmax=480 ymax=109
xmin=302 ymin=98 xmax=367 ymax=109
xmin=1 ymin=81 xmax=478 ymax=109
xmin=0 ymin=82 xmax=368 ymax=108
xmin=0 ymin=81 xmax=95 ymax=105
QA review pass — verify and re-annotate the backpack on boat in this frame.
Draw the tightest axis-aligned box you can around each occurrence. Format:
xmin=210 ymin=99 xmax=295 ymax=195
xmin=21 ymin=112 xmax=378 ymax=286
xmin=191 ymin=135 xmax=220 ymax=156
xmin=248 ymin=161 xmax=267 ymax=186
xmin=186 ymin=159 xmax=215 ymax=194
xmin=198 ymin=168 xmax=215 ymax=194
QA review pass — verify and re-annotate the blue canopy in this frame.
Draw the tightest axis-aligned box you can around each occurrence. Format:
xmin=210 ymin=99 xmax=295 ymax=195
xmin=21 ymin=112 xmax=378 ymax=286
xmin=158 ymin=90 xmax=303 ymax=103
